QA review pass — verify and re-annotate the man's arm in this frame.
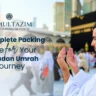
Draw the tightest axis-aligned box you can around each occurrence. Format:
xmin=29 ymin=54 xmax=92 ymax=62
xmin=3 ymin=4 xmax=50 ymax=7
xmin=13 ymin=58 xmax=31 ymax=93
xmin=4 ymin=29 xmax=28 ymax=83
xmin=63 ymin=70 xmax=92 ymax=96
xmin=60 ymin=65 xmax=70 ymax=83
xmin=63 ymin=48 xmax=92 ymax=96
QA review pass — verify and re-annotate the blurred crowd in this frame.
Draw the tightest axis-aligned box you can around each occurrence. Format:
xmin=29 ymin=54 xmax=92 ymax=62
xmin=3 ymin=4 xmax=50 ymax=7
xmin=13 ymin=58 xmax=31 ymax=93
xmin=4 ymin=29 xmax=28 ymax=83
xmin=1 ymin=42 xmax=96 ymax=96
xmin=75 ymin=49 xmax=96 ymax=72
xmin=7 ymin=45 xmax=55 ymax=96
xmin=56 ymin=48 xmax=96 ymax=80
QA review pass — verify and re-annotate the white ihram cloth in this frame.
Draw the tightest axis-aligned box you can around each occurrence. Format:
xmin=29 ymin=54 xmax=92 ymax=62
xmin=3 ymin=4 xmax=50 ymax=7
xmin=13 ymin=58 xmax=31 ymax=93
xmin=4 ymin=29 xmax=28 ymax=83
xmin=40 ymin=51 xmax=54 ymax=95
xmin=63 ymin=70 xmax=96 ymax=96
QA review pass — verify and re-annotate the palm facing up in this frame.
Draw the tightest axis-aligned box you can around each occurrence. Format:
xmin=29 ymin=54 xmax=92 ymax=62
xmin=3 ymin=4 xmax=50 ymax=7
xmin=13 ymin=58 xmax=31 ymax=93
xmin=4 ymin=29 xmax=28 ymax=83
xmin=66 ymin=48 xmax=79 ymax=74
xmin=57 ymin=47 xmax=70 ymax=83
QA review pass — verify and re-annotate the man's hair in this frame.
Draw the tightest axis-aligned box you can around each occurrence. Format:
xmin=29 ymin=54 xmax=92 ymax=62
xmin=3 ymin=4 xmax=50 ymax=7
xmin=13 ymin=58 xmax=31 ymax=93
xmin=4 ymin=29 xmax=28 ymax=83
xmin=93 ymin=22 xmax=96 ymax=29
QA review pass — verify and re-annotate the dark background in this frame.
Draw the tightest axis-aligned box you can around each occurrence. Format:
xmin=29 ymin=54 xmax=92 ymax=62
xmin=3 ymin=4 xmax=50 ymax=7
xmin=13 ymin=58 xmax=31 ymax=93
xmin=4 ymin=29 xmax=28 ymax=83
xmin=71 ymin=11 xmax=96 ymax=51
xmin=71 ymin=11 xmax=96 ymax=26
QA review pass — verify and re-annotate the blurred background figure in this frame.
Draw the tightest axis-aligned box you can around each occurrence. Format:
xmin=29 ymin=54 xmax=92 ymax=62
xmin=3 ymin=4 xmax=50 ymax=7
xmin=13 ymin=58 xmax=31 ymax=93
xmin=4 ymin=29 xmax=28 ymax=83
xmin=10 ymin=45 xmax=36 ymax=96
xmin=40 ymin=46 xmax=54 ymax=96
xmin=30 ymin=45 xmax=43 ymax=93
xmin=78 ymin=53 xmax=88 ymax=72
xmin=53 ymin=47 xmax=61 ymax=81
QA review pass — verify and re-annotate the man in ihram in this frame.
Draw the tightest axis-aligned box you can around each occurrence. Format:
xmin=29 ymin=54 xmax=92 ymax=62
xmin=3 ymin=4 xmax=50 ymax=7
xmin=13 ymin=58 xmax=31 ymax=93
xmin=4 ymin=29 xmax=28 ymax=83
xmin=10 ymin=50 xmax=37 ymax=96
xmin=57 ymin=24 xmax=96 ymax=96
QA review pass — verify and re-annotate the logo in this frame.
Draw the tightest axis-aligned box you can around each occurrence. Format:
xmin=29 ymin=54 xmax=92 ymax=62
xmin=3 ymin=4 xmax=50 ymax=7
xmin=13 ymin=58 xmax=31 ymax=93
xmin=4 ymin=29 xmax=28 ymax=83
xmin=6 ymin=13 xmax=13 ymax=20
xmin=0 ymin=13 xmax=34 ymax=31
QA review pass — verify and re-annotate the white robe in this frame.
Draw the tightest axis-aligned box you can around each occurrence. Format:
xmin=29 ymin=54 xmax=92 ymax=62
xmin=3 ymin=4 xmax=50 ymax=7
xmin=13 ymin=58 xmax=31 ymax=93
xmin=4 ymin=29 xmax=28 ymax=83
xmin=29 ymin=53 xmax=43 ymax=93
xmin=63 ymin=70 xmax=96 ymax=96
xmin=40 ymin=51 xmax=54 ymax=95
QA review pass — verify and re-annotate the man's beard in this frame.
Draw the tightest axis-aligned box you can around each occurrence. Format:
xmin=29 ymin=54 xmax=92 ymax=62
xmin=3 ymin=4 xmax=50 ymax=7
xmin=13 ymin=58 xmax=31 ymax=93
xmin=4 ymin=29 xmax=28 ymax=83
xmin=94 ymin=49 xmax=96 ymax=54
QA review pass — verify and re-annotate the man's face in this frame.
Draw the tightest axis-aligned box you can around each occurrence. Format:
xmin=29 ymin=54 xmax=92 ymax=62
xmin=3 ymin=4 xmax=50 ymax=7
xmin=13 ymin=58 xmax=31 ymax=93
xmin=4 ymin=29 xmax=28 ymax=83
xmin=91 ymin=28 xmax=96 ymax=51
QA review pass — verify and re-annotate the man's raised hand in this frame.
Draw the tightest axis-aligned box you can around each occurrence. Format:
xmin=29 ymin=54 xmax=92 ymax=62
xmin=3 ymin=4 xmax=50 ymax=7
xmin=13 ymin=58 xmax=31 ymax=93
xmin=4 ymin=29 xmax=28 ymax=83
xmin=57 ymin=47 xmax=70 ymax=83
xmin=66 ymin=48 xmax=79 ymax=74
xmin=57 ymin=47 xmax=68 ymax=70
